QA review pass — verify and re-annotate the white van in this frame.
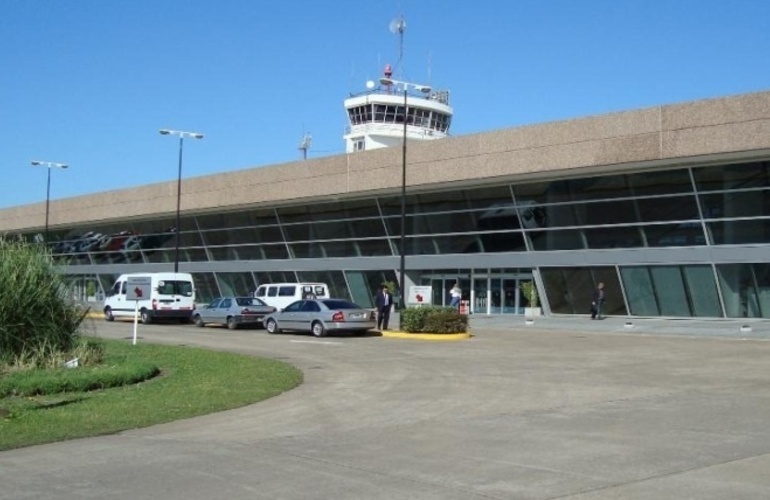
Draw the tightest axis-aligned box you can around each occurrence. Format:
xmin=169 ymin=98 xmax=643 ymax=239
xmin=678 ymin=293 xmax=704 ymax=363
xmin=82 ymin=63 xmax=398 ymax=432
xmin=103 ymin=272 xmax=196 ymax=324
xmin=254 ymin=282 xmax=330 ymax=311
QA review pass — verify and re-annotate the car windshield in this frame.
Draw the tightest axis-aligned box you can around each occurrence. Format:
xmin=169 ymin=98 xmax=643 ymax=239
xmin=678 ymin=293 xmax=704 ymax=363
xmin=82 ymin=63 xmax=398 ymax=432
xmin=320 ymin=299 xmax=360 ymax=310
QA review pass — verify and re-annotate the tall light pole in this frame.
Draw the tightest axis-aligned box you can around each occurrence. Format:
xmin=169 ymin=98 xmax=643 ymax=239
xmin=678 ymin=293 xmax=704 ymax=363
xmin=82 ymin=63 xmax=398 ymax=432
xmin=30 ymin=160 xmax=69 ymax=246
xmin=378 ymin=78 xmax=431 ymax=327
xmin=159 ymin=129 xmax=204 ymax=273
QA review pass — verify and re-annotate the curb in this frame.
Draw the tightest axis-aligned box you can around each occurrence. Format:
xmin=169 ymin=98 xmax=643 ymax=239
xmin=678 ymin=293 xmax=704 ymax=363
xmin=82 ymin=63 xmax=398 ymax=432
xmin=85 ymin=311 xmax=472 ymax=340
xmin=380 ymin=330 xmax=472 ymax=341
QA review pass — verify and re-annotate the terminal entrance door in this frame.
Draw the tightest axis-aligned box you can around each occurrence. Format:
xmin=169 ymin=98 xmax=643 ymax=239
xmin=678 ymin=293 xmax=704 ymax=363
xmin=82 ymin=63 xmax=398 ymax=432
xmin=423 ymin=271 xmax=533 ymax=315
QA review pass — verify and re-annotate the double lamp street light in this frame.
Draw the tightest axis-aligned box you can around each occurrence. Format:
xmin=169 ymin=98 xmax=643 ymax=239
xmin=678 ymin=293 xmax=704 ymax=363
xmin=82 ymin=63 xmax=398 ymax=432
xmin=159 ymin=129 xmax=204 ymax=273
xmin=30 ymin=160 xmax=69 ymax=246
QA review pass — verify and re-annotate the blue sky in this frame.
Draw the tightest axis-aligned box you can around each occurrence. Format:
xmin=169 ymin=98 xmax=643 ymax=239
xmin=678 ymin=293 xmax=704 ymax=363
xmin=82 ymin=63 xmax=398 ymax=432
xmin=2 ymin=0 xmax=769 ymax=209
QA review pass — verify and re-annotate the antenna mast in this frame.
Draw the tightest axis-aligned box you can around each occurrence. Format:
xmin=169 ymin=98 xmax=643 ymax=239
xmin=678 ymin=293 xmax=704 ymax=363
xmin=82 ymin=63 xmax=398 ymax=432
xmin=389 ymin=15 xmax=406 ymax=77
xmin=298 ymin=132 xmax=312 ymax=160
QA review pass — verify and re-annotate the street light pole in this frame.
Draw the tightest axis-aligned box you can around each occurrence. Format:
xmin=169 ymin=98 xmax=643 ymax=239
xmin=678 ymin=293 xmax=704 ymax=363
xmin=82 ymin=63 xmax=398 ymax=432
xmin=30 ymin=160 xmax=69 ymax=246
xmin=378 ymin=77 xmax=431 ymax=329
xmin=159 ymin=129 xmax=204 ymax=273
xmin=399 ymin=89 xmax=407 ymax=328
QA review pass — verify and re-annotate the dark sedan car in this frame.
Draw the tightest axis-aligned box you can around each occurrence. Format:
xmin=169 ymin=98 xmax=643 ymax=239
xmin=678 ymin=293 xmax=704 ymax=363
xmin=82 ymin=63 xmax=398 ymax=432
xmin=193 ymin=296 xmax=276 ymax=330
xmin=263 ymin=298 xmax=376 ymax=337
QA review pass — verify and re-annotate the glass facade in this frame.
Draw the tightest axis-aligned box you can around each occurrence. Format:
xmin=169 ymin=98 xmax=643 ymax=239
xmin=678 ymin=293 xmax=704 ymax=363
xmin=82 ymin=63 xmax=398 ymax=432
xmin=22 ymin=160 xmax=770 ymax=319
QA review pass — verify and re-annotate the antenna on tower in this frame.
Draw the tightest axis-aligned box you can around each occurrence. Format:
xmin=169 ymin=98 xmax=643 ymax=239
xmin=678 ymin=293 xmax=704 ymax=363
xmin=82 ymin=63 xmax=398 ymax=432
xmin=298 ymin=132 xmax=313 ymax=160
xmin=388 ymin=15 xmax=406 ymax=76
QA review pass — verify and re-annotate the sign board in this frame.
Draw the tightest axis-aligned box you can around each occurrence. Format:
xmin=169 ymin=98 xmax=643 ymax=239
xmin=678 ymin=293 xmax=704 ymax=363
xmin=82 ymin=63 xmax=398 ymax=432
xmin=407 ymin=285 xmax=432 ymax=306
xmin=126 ymin=276 xmax=152 ymax=301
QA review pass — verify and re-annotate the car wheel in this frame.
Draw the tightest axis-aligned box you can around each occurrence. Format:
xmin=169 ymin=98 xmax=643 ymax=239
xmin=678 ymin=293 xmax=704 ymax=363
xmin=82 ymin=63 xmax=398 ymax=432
xmin=227 ymin=317 xmax=238 ymax=330
xmin=311 ymin=321 xmax=326 ymax=337
xmin=265 ymin=319 xmax=280 ymax=334
xmin=194 ymin=315 xmax=205 ymax=328
xmin=104 ymin=307 xmax=114 ymax=322
xmin=140 ymin=309 xmax=152 ymax=325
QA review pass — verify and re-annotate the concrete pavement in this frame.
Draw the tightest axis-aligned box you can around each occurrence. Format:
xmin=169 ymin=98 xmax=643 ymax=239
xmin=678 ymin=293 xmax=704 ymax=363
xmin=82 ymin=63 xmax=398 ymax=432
xmin=2 ymin=316 xmax=770 ymax=499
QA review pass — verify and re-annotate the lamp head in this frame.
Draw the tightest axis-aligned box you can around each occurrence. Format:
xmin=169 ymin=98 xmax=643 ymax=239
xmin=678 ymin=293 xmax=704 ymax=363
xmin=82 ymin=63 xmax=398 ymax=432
xmin=61 ymin=164 xmax=70 ymax=169
xmin=379 ymin=77 xmax=394 ymax=86
xmin=193 ymin=133 xmax=204 ymax=139
xmin=159 ymin=129 xmax=171 ymax=135
xmin=31 ymin=160 xmax=41 ymax=166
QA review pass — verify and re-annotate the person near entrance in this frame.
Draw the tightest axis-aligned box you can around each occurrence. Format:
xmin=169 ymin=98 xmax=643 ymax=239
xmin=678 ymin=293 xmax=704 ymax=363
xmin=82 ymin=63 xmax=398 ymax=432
xmin=591 ymin=282 xmax=605 ymax=320
xmin=375 ymin=285 xmax=394 ymax=330
xmin=449 ymin=282 xmax=462 ymax=309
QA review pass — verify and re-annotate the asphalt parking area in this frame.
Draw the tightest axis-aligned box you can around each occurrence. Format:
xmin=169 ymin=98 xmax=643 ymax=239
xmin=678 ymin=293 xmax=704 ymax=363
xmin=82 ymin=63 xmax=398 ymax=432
xmin=3 ymin=318 xmax=770 ymax=499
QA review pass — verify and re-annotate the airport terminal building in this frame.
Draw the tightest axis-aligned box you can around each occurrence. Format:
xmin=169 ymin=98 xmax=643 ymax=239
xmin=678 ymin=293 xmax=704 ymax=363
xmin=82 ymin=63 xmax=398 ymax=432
xmin=2 ymin=89 xmax=769 ymax=320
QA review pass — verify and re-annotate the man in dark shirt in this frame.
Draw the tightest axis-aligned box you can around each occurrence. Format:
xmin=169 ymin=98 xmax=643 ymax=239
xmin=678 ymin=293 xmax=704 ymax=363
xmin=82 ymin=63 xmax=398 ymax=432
xmin=591 ymin=282 xmax=605 ymax=320
xmin=375 ymin=285 xmax=393 ymax=330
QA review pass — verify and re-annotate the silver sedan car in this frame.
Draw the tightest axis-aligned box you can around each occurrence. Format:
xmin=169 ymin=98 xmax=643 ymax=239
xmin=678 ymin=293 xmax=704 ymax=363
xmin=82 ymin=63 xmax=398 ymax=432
xmin=263 ymin=298 xmax=376 ymax=337
xmin=193 ymin=296 xmax=276 ymax=330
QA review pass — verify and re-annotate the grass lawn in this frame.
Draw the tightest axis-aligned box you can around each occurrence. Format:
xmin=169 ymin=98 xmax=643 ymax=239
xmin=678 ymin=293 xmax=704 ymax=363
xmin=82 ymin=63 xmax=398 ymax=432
xmin=0 ymin=339 xmax=303 ymax=451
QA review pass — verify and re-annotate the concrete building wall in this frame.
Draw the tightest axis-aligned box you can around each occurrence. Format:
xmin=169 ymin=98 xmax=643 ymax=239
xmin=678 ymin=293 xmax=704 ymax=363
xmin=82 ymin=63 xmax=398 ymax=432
xmin=3 ymin=90 xmax=770 ymax=233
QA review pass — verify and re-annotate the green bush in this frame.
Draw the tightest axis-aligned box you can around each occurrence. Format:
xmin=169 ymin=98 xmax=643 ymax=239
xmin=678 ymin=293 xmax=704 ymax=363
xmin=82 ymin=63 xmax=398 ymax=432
xmin=401 ymin=306 xmax=468 ymax=334
xmin=0 ymin=237 xmax=87 ymax=365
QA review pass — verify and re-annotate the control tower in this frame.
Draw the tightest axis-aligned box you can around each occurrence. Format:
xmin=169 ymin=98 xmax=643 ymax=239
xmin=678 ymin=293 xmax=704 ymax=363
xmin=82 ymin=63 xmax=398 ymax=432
xmin=343 ymin=63 xmax=453 ymax=153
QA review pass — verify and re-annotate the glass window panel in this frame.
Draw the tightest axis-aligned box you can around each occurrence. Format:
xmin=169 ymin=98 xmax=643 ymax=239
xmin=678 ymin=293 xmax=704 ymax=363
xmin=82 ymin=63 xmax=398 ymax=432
xmin=620 ymin=267 xmax=659 ymax=316
xmin=644 ymin=223 xmax=707 ymax=247
xmin=540 ymin=268 xmax=594 ymax=314
xmin=196 ymin=209 xmax=278 ymax=230
xmin=585 ymin=226 xmax=643 ymax=248
xmin=383 ymin=212 xmax=480 ymax=236
xmin=262 ymin=244 xmax=290 ymax=260
xmin=693 ymin=161 xmax=770 ymax=191
xmin=355 ymin=239 xmax=393 ymax=256
xmin=295 ymin=271 xmax=348 ymax=300
xmin=290 ymin=239 xmax=391 ymax=258
xmin=699 ymin=189 xmax=770 ymax=219
xmin=209 ymin=246 xmax=247 ymax=261
xmin=590 ymin=268 xmax=626 ymax=316
xmin=379 ymin=185 xmax=513 ymax=216
xmin=182 ymin=247 xmax=208 ymax=263
xmin=566 ymin=176 xmax=631 ymax=202
xmin=515 ymin=175 xmax=629 ymax=204
xmin=574 ymin=199 xmax=639 ymax=225
xmin=277 ymin=199 xmax=380 ymax=224
xmin=528 ymin=229 xmax=585 ymax=251
xmin=202 ymin=226 xmax=282 ymax=245
xmin=215 ymin=273 xmax=256 ymax=297
xmin=708 ymin=219 xmax=770 ymax=245
xmin=650 ymin=266 xmax=690 ymax=317
xmin=192 ymin=272 xmax=219 ymax=304
xmin=754 ymin=263 xmax=770 ymax=318
xmin=682 ymin=265 xmax=722 ymax=317
xmin=254 ymin=271 xmax=298 ymax=286
xmin=346 ymin=271 xmax=375 ymax=308
xmin=626 ymin=169 xmax=694 ymax=196
xmin=636 ymin=195 xmax=699 ymax=222
xmin=178 ymin=230 xmax=203 ymax=248
xmin=717 ymin=263 xmax=770 ymax=318
xmin=283 ymin=218 xmax=386 ymax=242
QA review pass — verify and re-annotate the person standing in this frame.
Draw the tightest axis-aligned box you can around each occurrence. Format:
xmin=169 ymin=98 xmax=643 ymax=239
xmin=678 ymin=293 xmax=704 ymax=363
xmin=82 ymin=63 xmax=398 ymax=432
xmin=375 ymin=285 xmax=393 ymax=330
xmin=591 ymin=282 xmax=605 ymax=320
xmin=449 ymin=282 xmax=462 ymax=309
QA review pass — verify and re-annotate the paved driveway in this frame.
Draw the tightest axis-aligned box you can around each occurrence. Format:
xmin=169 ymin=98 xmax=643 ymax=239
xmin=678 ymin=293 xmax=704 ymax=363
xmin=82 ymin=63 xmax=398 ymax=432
xmin=2 ymin=318 xmax=770 ymax=499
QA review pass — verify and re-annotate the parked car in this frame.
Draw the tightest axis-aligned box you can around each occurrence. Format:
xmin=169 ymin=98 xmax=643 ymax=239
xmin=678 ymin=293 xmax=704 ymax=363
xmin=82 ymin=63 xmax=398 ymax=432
xmin=193 ymin=296 xmax=276 ymax=330
xmin=263 ymin=298 xmax=376 ymax=337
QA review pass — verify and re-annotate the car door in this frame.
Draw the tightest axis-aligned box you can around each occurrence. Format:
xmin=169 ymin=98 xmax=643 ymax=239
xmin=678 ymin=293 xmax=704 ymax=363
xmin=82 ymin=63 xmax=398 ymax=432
xmin=215 ymin=298 xmax=233 ymax=325
xmin=199 ymin=298 xmax=222 ymax=323
xmin=299 ymin=300 xmax=322 ymax=331
xmin=279 ymin=300 xmax=305 ymax=330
